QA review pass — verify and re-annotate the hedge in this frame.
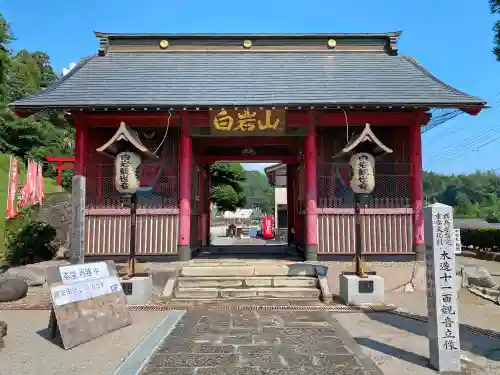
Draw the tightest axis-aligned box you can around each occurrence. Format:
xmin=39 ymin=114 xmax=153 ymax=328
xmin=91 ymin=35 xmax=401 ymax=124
xmin=460 ymin=228 xmax=500 ymax=252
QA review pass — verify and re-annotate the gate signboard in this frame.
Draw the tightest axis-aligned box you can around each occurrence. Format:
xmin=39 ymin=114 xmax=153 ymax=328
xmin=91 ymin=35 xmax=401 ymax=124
xmin=210 ymin=108 xmax=286 ymax=136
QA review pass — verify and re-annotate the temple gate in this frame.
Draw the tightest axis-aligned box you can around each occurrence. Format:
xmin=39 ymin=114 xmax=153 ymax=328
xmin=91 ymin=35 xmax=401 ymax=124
xmin=10 ymin=32 xmax=485 ymax=262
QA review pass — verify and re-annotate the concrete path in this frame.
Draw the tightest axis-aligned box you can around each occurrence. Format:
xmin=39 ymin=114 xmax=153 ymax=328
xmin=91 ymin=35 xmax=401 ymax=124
xmin=140 ymin=309 xmax=383 ymax=375
xmin=0 ymin=310 xmax=168 ymax=375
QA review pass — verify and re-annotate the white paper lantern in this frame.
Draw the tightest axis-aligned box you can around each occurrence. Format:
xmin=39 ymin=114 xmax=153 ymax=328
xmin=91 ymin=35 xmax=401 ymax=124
xmin=349 ymin=152 xmax=375 ymax=194
xmin=115 ymin=152 xmax=141 ymax=194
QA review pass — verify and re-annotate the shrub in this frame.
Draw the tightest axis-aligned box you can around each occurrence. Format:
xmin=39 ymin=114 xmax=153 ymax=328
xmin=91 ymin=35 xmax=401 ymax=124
xmin=4 ymin=219 xmax=57 ymax=266
xmin=460 ymin=228 xmax=500 ymax=253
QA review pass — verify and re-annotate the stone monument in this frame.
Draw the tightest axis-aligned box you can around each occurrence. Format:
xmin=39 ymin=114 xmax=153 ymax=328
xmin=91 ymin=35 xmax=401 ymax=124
xmin=424 ymin=203 xmax=461 ymax=373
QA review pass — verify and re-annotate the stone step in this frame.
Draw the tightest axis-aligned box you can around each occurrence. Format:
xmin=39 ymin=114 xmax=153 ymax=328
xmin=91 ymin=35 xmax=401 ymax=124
xmin=180 ymin=264 xmax=317 ymax=277
xmin=173 ymin=287 xmax=321 ymax=299
xmin=177 ymin=276 xmax=318 ymax=289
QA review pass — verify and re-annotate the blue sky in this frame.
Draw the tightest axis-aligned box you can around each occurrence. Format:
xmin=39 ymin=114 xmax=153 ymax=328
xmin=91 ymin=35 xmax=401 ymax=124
xmin=2 ymin=0 xmax=499 ymax=174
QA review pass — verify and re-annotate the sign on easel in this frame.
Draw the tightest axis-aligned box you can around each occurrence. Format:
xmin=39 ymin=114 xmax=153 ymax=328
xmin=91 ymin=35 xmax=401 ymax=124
xmin=45 ymin=261 xmax=132 ymax=350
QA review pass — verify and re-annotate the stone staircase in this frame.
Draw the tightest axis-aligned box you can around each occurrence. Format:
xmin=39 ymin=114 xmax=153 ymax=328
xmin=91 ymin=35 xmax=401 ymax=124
xmin=171 ymin=262 xmax=323 ymax=300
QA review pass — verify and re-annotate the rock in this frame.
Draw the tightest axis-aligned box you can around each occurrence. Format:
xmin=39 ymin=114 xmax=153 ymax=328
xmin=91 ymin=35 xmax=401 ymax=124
xmin=0 ymin=278 xmax=28 ymax=302
xmin=463 ymin=267 xmax=497 ymax=289
xmin=1 ymin=266 xmax=46 ymax=286
xmin=54 ymin=246 xmax=70 ymax=260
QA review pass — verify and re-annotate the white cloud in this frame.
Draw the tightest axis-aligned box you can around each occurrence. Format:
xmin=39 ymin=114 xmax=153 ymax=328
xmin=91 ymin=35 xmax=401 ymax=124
xmin=62 ymin=62 xmax=77 ymax=76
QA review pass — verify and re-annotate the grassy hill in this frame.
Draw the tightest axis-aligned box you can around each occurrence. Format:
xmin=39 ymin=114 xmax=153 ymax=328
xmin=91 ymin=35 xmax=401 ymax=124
xmin=0 ymin=153 xmax=62 ymax=254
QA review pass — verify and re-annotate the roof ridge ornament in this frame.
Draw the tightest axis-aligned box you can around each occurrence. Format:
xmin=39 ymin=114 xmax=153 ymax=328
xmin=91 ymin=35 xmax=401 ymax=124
xmin=96 ymin=121 xmax=158 ymax=159
xmin=342 ymin=123 xmax=393 ymax=155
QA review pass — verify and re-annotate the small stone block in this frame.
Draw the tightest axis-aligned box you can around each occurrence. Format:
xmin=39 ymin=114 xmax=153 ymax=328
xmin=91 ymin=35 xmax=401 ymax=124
xmin=174 ymin=288 xmax=219 ymax=299
xmin=338 ymin=274 xmax=384 ymax=306
xmin=181 ymin=266 xmax=255 ymax=277
xmin=253 ymin=266 xmax=289 ymax=276
xmin=123 ymin=275 xmax=153 ymax=305
xmin=273 ymin=277 xmax=317 ymax=287
xmin=220 ymin=289 xmax=257 ymax=298
xmin=256 ymin=287 xmax=320 ymax=298
xmin=178 ymin=278 xmax=243 ymax=288
xmin=245 ymin=277 xmax=272 ymax=287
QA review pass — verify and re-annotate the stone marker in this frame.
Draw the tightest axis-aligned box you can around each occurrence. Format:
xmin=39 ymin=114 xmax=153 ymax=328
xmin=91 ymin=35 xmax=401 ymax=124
xmin=70 ymin=175 xmax=85 ymax=264
xmin=424 ymin=203 xmax=461 ymax=373
xmin=46 ymin=260 xmax=132 ymax=349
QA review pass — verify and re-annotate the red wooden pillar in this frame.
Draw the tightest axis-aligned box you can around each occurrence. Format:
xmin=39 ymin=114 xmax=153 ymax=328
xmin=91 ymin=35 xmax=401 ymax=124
xmin=304 ymin=112 xmax=318 ymax=261
xmin=286 ymin=164 xmax=296 ymax=246
xmin=178 ymin=111 xmax=192 ymax=261
xmin=411 ymin=121 xmax=425 ymax=260
xmin=197 ymin=163 xmax=204 ymax=243
xmin=205 ymin=164 xmax=212 ymax=246
xmin=71 ymin=118 xmax=88 ymax=263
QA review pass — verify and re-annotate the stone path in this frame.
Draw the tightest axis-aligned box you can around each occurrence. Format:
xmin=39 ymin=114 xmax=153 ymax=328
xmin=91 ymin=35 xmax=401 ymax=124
xmin=140 ymin=309 xmax=382 ymax=375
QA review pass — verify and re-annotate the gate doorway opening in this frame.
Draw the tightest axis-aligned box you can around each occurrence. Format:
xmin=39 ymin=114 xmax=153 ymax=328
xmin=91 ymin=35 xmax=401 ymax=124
xmin=197 ymin=161 xmax=302 ymax=261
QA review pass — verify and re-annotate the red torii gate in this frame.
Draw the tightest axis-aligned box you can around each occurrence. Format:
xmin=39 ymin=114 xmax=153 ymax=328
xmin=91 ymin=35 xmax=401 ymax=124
xmin=45 ymin=157 xmax=75 ymax=185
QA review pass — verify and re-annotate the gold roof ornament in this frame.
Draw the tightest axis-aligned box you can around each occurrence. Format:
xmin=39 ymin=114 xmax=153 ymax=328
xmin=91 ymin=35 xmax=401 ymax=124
xmin=96 ymin=121 xmax=158 ymax=159
xmin=342 ymin=123 xmax=393 ymax=156
xmin=327 ymin=39 xmax=337 ymax=49
xmin=243 ymin=39 xmax=252 ymax=49
xmin=159 ymin=39 xmax=169 ymax=49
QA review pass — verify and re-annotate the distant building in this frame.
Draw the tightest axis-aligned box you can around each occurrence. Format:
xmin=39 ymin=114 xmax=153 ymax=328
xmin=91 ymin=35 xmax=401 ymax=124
xmin=265 ymin=164 xmax=287 ymax=231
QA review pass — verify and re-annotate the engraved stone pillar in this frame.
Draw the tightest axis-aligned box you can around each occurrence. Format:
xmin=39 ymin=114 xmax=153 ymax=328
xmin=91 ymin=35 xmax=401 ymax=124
xmin=424 ymin=203 xmax=461 ymax=374
xmin=71 ymin=119 xmax=88 ymax=264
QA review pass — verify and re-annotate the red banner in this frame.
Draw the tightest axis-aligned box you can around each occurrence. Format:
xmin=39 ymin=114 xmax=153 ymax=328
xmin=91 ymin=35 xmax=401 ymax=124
xmin=262 ymin=216 xmax=274 ymax=239
xmin=6 ymin=156 xmax=18 ymax=218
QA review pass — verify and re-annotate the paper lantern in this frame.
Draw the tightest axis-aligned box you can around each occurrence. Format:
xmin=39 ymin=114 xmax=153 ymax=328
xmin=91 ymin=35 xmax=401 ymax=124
xmin=349 ymin=152 xmax=375 ymax=194
xmin=115 ymin=152 xmax=141 ymax=194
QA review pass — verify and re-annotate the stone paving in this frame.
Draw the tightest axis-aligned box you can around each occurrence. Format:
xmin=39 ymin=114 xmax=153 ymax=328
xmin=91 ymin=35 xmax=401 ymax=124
xmin=141 ymin=309 xmax=383 ymax=375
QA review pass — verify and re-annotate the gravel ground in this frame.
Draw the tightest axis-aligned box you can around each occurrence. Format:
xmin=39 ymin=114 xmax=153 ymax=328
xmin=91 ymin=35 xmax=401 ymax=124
xmin=0 ymin=310 xmax=167 ymax=375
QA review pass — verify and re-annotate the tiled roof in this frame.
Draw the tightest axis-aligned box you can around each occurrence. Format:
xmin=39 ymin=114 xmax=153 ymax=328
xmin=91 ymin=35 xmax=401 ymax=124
xmin=11 ymin=51 xmax=484 ymax=109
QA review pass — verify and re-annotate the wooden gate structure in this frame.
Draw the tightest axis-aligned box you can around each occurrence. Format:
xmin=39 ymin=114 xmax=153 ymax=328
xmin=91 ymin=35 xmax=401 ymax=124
xmin=11 ymin=31 xmax=485 ymax=261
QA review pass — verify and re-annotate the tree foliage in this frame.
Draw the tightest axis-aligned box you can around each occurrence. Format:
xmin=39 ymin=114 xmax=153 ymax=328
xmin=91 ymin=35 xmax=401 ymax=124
xmin=210 ymin=163 xmax=246 ymax=212
xmin=491 ymin=0 xmax=500 ymax=61
xmin=0 ymin=13 xmax=74 ymax=183
xmin=242 ymin=170 xmax=274 ymax=215
xmin=423 ymin=170 xmax=500 ymax=221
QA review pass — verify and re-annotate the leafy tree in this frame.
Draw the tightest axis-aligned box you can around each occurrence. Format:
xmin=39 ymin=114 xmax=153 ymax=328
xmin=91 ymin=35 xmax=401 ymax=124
xmin=423 ymin=170 xmax=500 ymax=220
xmin=210 ymin=163 xmax=246 ymax=212
xmin=491 ymin=0 xmax=500 ymax=61
xmin=242 ymin=170 xmax=274 ymax=214
xmin=0 ymin=12 xmax=74 ymax=179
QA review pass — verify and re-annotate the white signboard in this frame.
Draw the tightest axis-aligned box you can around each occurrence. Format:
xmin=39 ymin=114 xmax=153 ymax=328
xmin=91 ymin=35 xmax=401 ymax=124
xmin=115 ymin=151 xmax=141 ymax=194
xmin=424 ymin=203 xmax=460 ymax=373
xmin=349 ymin=152 xmax=375 ymax=194
xmin=51 ymin=276 xmax=123 ymax=307
xmin=59 ymin=262 xmax=110 ymax=283
xmin=454 ymin=229 xmax=462 ymax=254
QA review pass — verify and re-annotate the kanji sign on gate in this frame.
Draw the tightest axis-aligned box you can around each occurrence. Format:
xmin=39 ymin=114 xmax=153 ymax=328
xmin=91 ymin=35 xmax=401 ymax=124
xmin=210 ymin=108 xmax=286 ymax=135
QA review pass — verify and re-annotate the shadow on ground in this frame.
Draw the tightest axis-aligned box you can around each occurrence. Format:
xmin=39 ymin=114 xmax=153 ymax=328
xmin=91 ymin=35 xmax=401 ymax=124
xmin=366 ymin=312 xmax=500 ymax=362
xmin=354 ymin=336 xmax=432 ymax=369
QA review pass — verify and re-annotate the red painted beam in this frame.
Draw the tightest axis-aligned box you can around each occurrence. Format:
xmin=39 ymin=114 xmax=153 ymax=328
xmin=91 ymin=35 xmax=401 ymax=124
xmin=76 ymin=113 xmax=181 ymax=127
xmin=201 ymin=155 xmax=297 ymax=163
xmin=46 ymin=157 xmax=76 ymax=163
xmin=75 ymin=110 xmax=427 ymax=128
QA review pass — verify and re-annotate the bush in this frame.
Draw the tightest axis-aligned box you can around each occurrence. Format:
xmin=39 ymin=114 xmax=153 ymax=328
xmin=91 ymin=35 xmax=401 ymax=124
xmin=460 ymin=228 xmax=500 ymax=253
xmin=4 ymin=219 xmax=57 ymax=266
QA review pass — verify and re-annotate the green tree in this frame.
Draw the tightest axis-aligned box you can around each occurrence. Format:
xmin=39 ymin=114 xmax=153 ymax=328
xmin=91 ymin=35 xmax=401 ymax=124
xmin=242 ymin=170 xmax=274 ymax=214
xmin=210 ymin=163 xmax=246 ymax=212
xmin=491 ymin=0 xmax=500 ymax=61
xmin=0 ymin=12 xmax=74 ymax=176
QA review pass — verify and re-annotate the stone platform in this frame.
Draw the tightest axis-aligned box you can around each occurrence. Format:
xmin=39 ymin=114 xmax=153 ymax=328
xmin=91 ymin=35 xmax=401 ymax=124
xmin=140 ymin=309 xmax=383 ymax=375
